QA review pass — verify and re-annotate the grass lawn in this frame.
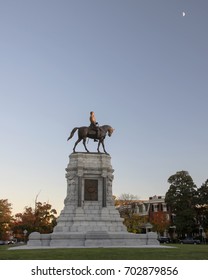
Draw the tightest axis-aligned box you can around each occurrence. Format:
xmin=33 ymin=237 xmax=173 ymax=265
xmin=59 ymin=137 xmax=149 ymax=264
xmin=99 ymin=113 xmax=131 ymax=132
xmin=0 ymin=244 xmax=208 ymax=260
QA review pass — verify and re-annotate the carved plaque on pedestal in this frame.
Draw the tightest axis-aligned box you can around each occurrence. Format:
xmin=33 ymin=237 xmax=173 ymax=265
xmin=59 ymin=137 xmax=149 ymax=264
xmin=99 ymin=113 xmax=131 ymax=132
xmin=84 ymin=179 xmax=98 ymax=201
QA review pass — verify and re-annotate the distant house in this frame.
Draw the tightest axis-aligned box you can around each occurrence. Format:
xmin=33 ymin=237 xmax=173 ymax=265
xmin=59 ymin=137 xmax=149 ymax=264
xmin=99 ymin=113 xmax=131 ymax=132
xmin=116 ymin=195 xmax=172 ymax=236
xmin=115 ymin=199 xmax=149 ymax=216
xmin=149 ymin=195 xmax=170 ymax=220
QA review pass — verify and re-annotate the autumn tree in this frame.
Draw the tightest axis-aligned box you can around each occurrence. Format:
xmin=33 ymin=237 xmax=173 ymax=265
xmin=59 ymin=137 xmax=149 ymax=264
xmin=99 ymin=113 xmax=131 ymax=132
xmin=165 ymin=171 xmax=198 ymax=237
xmin=13 ymin=201 xmax=57 ymax=240
xmin=0 ymin=199 xmax=13 ymax=240
xmin=124 ymin=214 xmax=148 ymax=233
xmin=150 ymin=211 xmax=170 ymax=235
xmin=115 ymin=193 xmax=150 ymax=233
xmin=115 ymin=193 xmax=138 ymax=218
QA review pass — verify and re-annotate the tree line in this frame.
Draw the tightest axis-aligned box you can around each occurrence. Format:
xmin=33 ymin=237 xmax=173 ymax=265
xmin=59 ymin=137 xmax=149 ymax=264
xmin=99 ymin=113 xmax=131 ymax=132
xmin=116 ymin=171 xmax=208 ymax=239
xmin=165 ymin=170 xmax=208 ymax=238
xmin=0 ymin=200 xmax=57 ymax=241
xmin=1 ymin=170 xmax=208 ymax=241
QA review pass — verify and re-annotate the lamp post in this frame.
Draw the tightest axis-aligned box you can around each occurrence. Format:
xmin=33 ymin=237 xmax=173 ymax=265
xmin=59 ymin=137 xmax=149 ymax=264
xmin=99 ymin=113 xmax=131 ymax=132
xmin=23 ymin=229 xmax=28 ymax=244
xmin=145 ymin=222 xmax=153 ymax=233
xmin=199 ymin=225 xmax=205 ymax=244
xmin=169 ymin=225 xmax=176 ymax=241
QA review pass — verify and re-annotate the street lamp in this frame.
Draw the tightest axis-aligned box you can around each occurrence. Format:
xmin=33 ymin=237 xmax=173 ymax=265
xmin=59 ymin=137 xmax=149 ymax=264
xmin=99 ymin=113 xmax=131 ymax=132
xmin=23 ymin=229 xmax=28 ymax=244
xmin=145 ymin=222 xmax=153 ymax=233
xmin=169 ymin=225 xmax=176 ymax=241
xmin=199 ymin=225 xmax=205 ymax=244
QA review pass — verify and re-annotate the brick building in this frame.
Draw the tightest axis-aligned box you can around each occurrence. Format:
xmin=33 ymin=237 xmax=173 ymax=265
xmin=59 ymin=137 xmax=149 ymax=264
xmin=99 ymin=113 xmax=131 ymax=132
xmin=116 ymin=195 xmax=172 ymax=236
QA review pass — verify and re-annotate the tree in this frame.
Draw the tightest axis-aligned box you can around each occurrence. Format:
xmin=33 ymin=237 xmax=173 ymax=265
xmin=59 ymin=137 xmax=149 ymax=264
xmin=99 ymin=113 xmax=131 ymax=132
xmin=118 ymin=193 xmax=138 ymax=201
xmin=196 ymin=179 xmax=208 ymax=231
xmin=115 ymin=193 xmax=150 ymax=233
xmin=13 ymin=201 xmax=57 ymax=241
xmin=124 ymin=214 xmax=148 ymax=234
xmin=197 ymin=179 xmax=208 ymax=205
xmin=165 ymin=171 xmax=198 ymax=237
xmin=115 ymin=193 xmax=138 ymax=218
xmin=0 ymin=199 xmax=13 ymax=240
xmin=150 ymin=211 xmax=170 ymax=235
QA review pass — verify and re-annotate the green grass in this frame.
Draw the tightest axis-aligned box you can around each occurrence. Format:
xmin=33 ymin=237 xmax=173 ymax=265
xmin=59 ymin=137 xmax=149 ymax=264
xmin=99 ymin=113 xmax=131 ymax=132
xmin=0 ymin=244 xmax=208 ymax=260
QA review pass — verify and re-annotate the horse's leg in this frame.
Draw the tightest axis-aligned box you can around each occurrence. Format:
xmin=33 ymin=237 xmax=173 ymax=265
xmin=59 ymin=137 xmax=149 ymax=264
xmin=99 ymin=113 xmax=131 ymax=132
xmin=83 ymin=138 xmax=90 ymax=153
xmin=73 ymin=138 xmax=82 ymax=153
xmin=97 ymin=140 xmax=101 ymax=153
xmin=101 ymin=139 xmax=108 ymax=154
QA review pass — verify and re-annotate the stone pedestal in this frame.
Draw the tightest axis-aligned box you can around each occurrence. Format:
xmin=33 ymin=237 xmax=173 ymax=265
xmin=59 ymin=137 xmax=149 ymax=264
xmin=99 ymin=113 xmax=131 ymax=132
xmin=28 ymin=153 xmax=159 ymax=247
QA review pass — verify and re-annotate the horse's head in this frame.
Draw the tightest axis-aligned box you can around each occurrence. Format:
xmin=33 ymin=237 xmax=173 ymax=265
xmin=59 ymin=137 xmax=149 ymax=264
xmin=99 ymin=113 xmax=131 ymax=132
xmin=108 ymin=127 xmax=115 ymax=137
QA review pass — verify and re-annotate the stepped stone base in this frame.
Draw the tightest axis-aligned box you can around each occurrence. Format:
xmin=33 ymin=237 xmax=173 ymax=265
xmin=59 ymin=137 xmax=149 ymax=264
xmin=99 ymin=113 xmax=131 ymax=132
xmin=28 ymin=231 xmax=158 ymax=247
xmin=28 ymin=153 xmax=159 ymax=247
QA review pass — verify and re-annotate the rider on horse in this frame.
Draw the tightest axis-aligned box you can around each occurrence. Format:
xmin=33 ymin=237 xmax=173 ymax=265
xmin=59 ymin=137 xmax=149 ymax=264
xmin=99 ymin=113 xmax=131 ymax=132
xmin=89 ymin=111 xmax=99 ymax=141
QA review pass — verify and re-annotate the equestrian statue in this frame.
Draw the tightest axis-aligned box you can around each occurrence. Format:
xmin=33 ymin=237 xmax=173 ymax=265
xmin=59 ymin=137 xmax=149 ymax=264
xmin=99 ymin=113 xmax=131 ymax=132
xmin=67 ymin=111 xmax=114 ymax=154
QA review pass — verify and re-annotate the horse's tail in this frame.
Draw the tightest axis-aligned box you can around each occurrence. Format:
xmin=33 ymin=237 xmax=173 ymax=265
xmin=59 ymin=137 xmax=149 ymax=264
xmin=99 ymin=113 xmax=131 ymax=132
xmin=67 ymin=127 xmax=79 ymax=141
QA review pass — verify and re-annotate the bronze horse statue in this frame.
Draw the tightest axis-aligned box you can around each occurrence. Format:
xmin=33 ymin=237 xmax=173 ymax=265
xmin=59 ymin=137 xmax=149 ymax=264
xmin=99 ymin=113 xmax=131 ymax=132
xmin=67 ymin=125 xmax=114 ymax=154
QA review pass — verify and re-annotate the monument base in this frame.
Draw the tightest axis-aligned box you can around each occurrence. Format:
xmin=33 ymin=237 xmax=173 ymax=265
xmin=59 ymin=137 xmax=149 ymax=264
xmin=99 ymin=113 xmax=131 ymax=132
xmin=28 ymin=231 xmax=158 ymax=247
xmin=28 ymin=153 xmax=159 ymax=247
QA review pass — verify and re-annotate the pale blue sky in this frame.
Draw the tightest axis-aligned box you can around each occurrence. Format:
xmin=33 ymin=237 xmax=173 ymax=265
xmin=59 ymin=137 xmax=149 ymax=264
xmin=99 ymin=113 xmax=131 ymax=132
xmin=0 ymin=0 xmax=207 ymax=214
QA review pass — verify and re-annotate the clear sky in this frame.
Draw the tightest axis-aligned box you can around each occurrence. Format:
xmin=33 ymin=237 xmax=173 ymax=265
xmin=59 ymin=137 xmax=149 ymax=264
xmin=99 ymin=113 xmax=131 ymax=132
xmin=0 ymin=0 xmax=207 ymax=215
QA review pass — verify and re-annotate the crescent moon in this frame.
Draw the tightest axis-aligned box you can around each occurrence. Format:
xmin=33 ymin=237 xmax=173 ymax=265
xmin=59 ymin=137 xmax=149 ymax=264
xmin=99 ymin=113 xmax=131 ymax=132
xmin=182 ymin=12 xmax=186 ymax=17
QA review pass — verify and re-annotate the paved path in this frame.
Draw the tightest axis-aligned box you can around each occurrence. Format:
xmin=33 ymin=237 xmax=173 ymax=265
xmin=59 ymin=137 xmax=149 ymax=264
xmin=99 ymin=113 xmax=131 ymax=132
xmin=9 ymin=244 xmax=175 ymax=250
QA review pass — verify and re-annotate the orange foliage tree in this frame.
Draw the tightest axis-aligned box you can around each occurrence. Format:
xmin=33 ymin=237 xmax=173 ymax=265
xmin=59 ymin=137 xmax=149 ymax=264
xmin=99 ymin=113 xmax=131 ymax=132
xmin=150 ymin=211 xmax=170 ymax=235
xmin=0 ymin=199 xmax=13 ymax=240
xmin=12 ymin=202 xmax=57 ymax=241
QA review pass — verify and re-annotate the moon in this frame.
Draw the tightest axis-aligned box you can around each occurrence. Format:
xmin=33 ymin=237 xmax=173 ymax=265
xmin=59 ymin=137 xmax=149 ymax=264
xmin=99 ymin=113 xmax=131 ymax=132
xmin=182 ymin=12 xmax=186 ymax=17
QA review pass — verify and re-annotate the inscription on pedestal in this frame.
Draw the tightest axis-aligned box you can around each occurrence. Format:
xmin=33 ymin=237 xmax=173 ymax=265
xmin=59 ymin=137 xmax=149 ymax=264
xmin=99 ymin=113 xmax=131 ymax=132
xmin=84 ymin=179 xmax=98 ymax=201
